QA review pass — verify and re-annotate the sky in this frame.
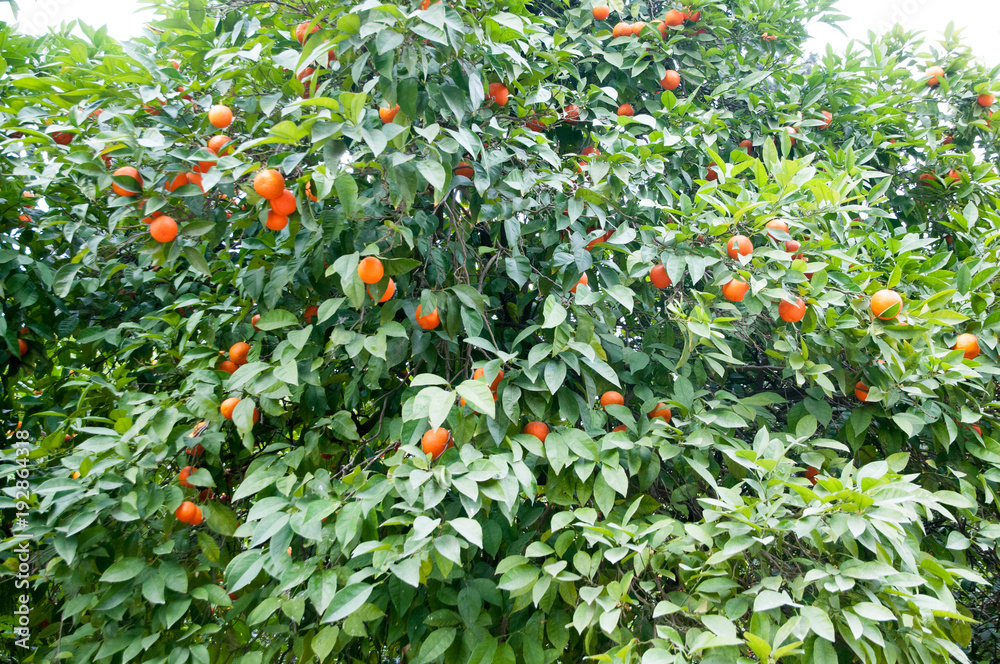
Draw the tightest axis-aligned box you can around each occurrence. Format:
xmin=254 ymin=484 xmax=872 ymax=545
xmin=0 ymin=0 xmax=998 ymax=65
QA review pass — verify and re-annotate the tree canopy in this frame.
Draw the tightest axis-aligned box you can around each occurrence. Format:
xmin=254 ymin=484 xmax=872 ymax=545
xmin=3 ymin=0 xmax=1000 ymax=662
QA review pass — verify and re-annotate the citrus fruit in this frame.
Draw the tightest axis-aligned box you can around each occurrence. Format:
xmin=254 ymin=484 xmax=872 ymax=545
xmin=112 ymin=166 xmax=142 ymax=197
xmin=379 ymin=104 xmax=400 ymax=124
xmin=819 ymin=110 xmax=832 ymax=129
xmin=721 ymin=278 xmax=749 ymax=302
xmin=571 ymin=272 xmax=588 ymax=293
xmin=600 ymin=391 xmax=625 ymax=408
xmin=778 ymin=297 xmax=806 ymax=322
xmin=473 ymin=367 xmax=504 ymax=391
xmin=207 ymin=135 xmax=231 ymax=153
xmin=592 ymin=5 xmax=610 ymax=20
xmin=660 ymin=70 xmax=680 ymax=90
xmin=178 ymin=465 xmax=195 ymax=488
xmin=650 ymin=264 xmax=671 ymax=288
xmin=220 ymin=397 xmax=240 ymax=420
xmin=304 ymin=305 xmax=319 ymax=323
xmin=164 ymin=172 xmax=189 ymax=193
xmin=415 ymin=305 xmax=440 ymax=330
xmin=253 ymin=169 xmax=285 ymax=200
xmin=855 ymin=381 xmax=869 ymax=401
xmin=208 ymin=105 xmax=233 ymax=128
xmin=618 ymin=103 xmax=634 ymax=116
xmin=367 ymin=278 xmax=396 ymax=303
xmin=563 ymin=104 xmax=580 ymax=124
xmin=648 ymin=403 xmax=671 ymax=421
xmin=266 ymin=211 xmax=288 ymax=230
xmin=295 ymin=21 xmax=319 ymax=44
xmin=926 ymin=65 xmax=945 ymax=86
xmin=18 ymin=339 xmax=28 ymax=357
xmin=764 ymin=219 xmax=789 ymax=239
xmin=953 ymin=333 xmax=980 ymax=359
xmin=978 ymin=93 xmax=995 ymax=107
xmin=422 ymin=427 xmax=451 ymax=459
xmin=176 ymin=501 xmax=198 ymax=523
xmin=269 ymin=189 xmax=296 ymax=215
xmin=662 ymin=9 xmax=684 ymax=26
xmin=870 ymin=289 xmax=902 ymax=320
xmin=229 ymin=342 xmax=250 ymax=366
xmin=726 ymin=235 xmax=753 ymax=259
xmin=487 ymin=82 xmax=509 ymax=106
xmin=358 ymin=256 xmax=385 ymax=284
xmin=455 ymin=161 xmax=474 ymax=178
xmin=150 ymin=216 xmax=178 ymax=243
xmin=218 ymin=360 xmax=238 ymax=374
xmin=523 ymin=421 xmax=549 ymax=443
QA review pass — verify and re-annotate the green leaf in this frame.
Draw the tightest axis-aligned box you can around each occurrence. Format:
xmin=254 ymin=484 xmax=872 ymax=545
xmin=457 ymin=380 xmax=496 ymax=417
xmin=323 ymin=583 xmax=374 ymax=623
xmin=255 ymin=310 xmax=298 ymax=330
xmin=99 ymin=558 xmax=147 ymax=583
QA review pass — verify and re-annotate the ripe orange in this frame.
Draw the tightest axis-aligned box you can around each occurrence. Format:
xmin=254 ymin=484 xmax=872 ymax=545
xmin=176 ymin=501 xmax=198 ymax=523
xmin=218 ymin=360 xmax=238 ymax=374
xmin=473 ymin=367 xmax=504 ymax=391
xmin=592 ymin=5 xmax=610 ymax=20
xmin=648 ymin=403 xmax=671 ymax=421
xmin=978 ymin=94 xmax=995 ymax=107
xmin=379 ymin=104 xmax=400 ymax=124
xmin=925 ymin=65 xmax=945 ymax=86
xmin=305 ymin=181 xmax=319 ymax=201
xmin=778 ymin=297 xmax=806 ymax=322
xmin=366 ymin=278 xmax=396 ymax=303
xmin=739 ymin=139 xmax=753 ymax=152
xmin=208 ymin=135 xmax=231 ymax=154
xmin=784 ymin=126 xmax=798 ymax=145
xmin=18 ymin=339 xmax=28 ymax=357
xmin=571 ymin=272 xmax=589 ymax=293
xmin=617 ymin=103 xmax=634 ymax=117
xmin=819 ymin=110 xmax=833 ymax=129
xmin=650 ymin=264 xmax=671 ymax=288
xmin=254 ymin=169 xmax=285 ymax=200
xmin=726 ymin=235 xmax=753 ymax=259
xmin=295 ymin=21 xmax=319 ymax=44
xmin=455 ymin=161 xmax=474 ymax=178
xmin=304 ymin=305 xmax=319 ymax=323
xmin=165 ymin=172 xmax=190 ymax=193
xmin=112 ymin=167 xmax=142 ymax=197
xmin=870 ymin=289 xmax=902 ymax=320
xmin=52 ymin=132 xmax=73 ymax=145
xmin=563 ymin=104 xmax=580 ymax=124
xmin=854 ymin=381 xmax=869 ymax=401
xmin=189 ymin=505 xmax=204 ymax=525
xmin=179 ymin=465 xmax=195 ymax=488
xmin=662 ymin=9 xmax=684 ymax=26
xmin=764 ymin=219 xmax=788 ymax=240
xmin=523 ymin=421 xmax=549 ymax=443
xmin=270 ymin=189 xmax=297 ymax=215
xmin=612 ymin=22 xmax=631 ymax=37
xmin=918 ymin=173 xmax=937 ymax=187
xmin=220 ymin=397 xmax=240 ymax=420
xmin=631 ymin=21 xmax=646 ymax=36
xmin=611 ymin=424 xmax=628 ymax=432
xmin=266 ymin=211 xmax=288 ymax=231
xmin=229 ymin=342 xmax=250 ymax=366
xmin=785 ymin=239 xmax=801 ymax=253
xmin=721 ymin=278 xmax=749 ymax=302
xmin=194 ymin=147 xmax=217 ymax=174
xmin=185 ymin=172 xmax=204 ymax=193
xmin=415 ymin=305 xmax=440 ymax=330
xmin=251 ymin=314 xmax=261 ymax=330
xmin=487 ymin=82 xmax=509 ymax=106
xmin=805 ymin=466 xmax=819 ymax=485
xmin=706 ymin=162 xmax=718 ymax=181
xmin=208 ymin=105 xmax=233 ymax=129
xmin=660 ymin=70 xmax=680 ymax=90
xmin=358 ymin=256 xmax=385 ymax=284
xmin=946 ymin=169 xmax=961 ymax=183
xmin=150 ymin=216 xmax=178 ymax=243
xmin=422 ymin=428 xmax=451 ymax=459
xmin=600 ymin=391 xmax=625 ymax=408
xmin=953 ymin=333 xmax=980 ymax=359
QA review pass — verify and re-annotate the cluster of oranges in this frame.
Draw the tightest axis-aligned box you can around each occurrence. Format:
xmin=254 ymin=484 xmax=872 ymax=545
xmin=219 ymin=341 xmax=250 ymax=374
xmin=598 ymin=390 xmax=672 ymax=427
xmin=716 ymin=220 xmax=806 ymax=322
xmin=595 ymin=4 xmax=700 ymax=41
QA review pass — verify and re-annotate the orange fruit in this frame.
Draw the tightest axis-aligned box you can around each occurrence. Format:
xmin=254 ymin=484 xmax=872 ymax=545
xmin=571 ymin=272 xmax=589 ymax=293
xmin=198 ymin=488 xmax=214 ymax=501
xmin=194 ymin=147 xmax=218 ymax=174
xmin=631 ymin=21 xmax=646 ymax=36
xmin=18 ymin=339 xmax=28 ymax=357
xmin=764 ymin=219 xmax=789 ymax=239
xmin=978 ymin=94 xmax=995 ymax=107
xmin=778 ymin=297 xmax=806 ymax=322
xmin=176 ymin=501 xmax=198 ymax=523
xmin=218 ymin=360 xmax=238 ymax=374
xmin=71 ymin=471 xmax=81 ymax=479
xmin=805 ymin=466 xmax=819 ymax=485
xmin=304 ymin=305 xmax=319 ymax=323
xmin=112 ymin=167 xmax=142 ymax=197
xmin=739 ymin=139 xmax=753 ymax=151
xmin=208 ymin=105 xmax=233 ymax=128
xmin=358 ymin=256 xmax=385 ymax=284
xmin=220 ymin=397 xmax=241 ymax=420
xmin=600 ymin=391 xmax=625 ymax=408
xmin=660 ymin=70 xmax=680 ymax=90
xmin=612 ymin=22 xmax=631 ymax=37
xmin=650 ymin=264 xmax=671 ymax=288
xmin=150 ymin=216 xmax=178 ymax=243
xmin=379 ymin=104 xmax=400 ymax=124
xmin=946 ymin=169 xmax=961 ymax=183
xmin=487 ymin=82 xmax=509 ymax=106
xmin=229 ymin=342 xmax=250 ymax=366
xmin=178 ymin=465 xmax=195 ymax=488
xmin=305 ymin=181 xmax=319 ymax=201
xmin=254 ymin=169 xmax=285 ymax=200
xmin=164 ymin=172 xmax=189 ymax=193
xmin=870 ymin=289 xmax=902 ymax=320
xmin=295 ymin=21 xmax=319 ymax=44
xmin=190 ymin=506 xmax=204 ymax=526
xmin=918 ymin=173 xmax=937 ymax=186
xmin=185 ymin=172 xmax=204 ymax=193
xmin=648 ymin=403 xmax=671 ymax=421
xmin=662 ymin=9 xmax=684 ymax=26
xmin=563 ymin=104 xmax=580 ymax=124
xmin=207 ymin=135 xmax=231 ymax=154
xmin=52 ymin=132 xmax=73 ymax=145
xmin=925 ymin=65 xmax=945 ymax=86
xmin=721 ymin=278 xmax=749 ymax=302
xmin=523 ymin=421 xmax=549 ymax=443
xmin=854 ymin=381 xmax=869 ymax=401
xmin=455 ymin=161 xmax=474 ymax=178
xmin=785 ymin=239 xmax=802 ymax=253
xmin=297 ymin=67 xmax=315 ymax=82
xmin=726 ymin=235 xmax=753 ymax=259
xmin=617 ymin=103 xmax=634 ymax=116
xmin=706 ymin=162 xmax=718 ymax=181
xmin=266 ymin=211 xmax=289 ymax=231
xmin=819 ymin=110 xmax=833 ymax=129
xmin=415 ymin=305 xmax=440 ymax=330
xmin=270 ymin=189 xmax=297 ymax=215
xmin=953 ymin=333 xmax=980 ymax=359
xmin=611 ymin=424 xmax=628 ymax=432
xmin=251 ymin=314 xmax=261 ymax=330
xmin=473 ymin=367 xmax=504 ymax=391
xmin=592 ymin=5 xmax=610 ymax=20
xmin=422 ymin=427 xmax=451 ymax=459
xmin=367 ymin=278 xmax=396 ymax=303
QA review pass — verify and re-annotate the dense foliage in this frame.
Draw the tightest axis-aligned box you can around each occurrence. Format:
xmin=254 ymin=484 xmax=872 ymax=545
xmin=3 ymin=0 xmax=1000 ymax=662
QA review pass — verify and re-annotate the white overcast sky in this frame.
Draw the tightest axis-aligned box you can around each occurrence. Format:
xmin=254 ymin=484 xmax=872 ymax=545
xmin=0 ymin=0 xmax=999 ymax=65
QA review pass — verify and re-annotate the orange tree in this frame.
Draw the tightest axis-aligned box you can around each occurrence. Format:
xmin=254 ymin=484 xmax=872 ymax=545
xmin=3 ymin=0 xmax=1000 ymax=662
